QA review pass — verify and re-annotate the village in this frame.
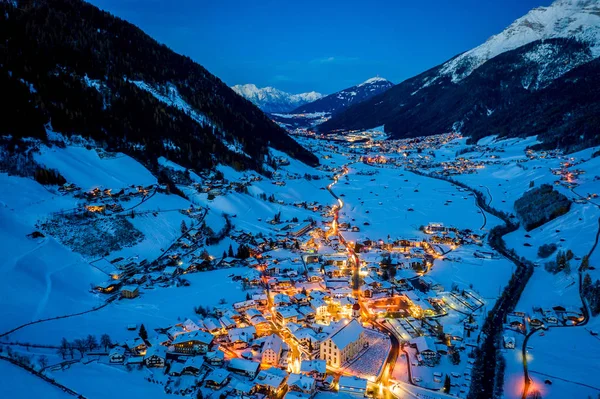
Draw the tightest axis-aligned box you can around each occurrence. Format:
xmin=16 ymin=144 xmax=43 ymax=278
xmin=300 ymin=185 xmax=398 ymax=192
xmin=3 ymin=128 xmax=599 ymax=399
xmin=32 ymin=132 xmax=520 ymax=399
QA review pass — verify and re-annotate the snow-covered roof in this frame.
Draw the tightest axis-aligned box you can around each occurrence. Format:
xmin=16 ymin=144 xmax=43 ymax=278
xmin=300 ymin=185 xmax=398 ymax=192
xmin=182 ymin=319 xmax=200 ymax=332
xmin=262 ymin=334 xmax=283 ymax=355
xmin=339 ymin=375 xmax=368 ymax=390
xmin=205 ymin=368 xmax=229 ymax=384
xmin=228 ymin=326 xmax=256 ymax=343
xmin=287 ymin=373 xmax=315 ymax=391
xmin=144 ymin=345 xmax=166 ymax=359
xmin=326 ymin=319 xmax=364 ymax=350
xmin=228 ymin=358 xmax=260 ymax=374
xmin=171 ymin=330 xmax=214 ymax=345
xmin=412 ymin=336 xmax=436 ymax=354
xmin=300 ymin=359 xmax=326 ymax=374
xmin=254 ymin=367 xmax=288 ymax=389
xmin=276 ymin=306 xmax=299 ymax=319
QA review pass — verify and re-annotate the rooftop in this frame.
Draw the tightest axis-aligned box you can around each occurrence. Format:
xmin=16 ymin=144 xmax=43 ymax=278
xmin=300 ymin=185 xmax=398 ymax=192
xmin=327 ymin=319 xmax=364 ymax=350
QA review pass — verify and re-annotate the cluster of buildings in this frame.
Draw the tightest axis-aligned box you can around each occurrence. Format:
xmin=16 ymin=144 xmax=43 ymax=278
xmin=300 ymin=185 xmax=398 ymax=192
xmin=104 ymin=279 xmax=376 ymax=398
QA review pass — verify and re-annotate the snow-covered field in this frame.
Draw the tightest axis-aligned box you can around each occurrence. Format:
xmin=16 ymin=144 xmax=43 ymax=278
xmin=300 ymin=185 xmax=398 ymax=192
xmin=7 ymin=267 xmax=256 ymax=345
xmin=0 ymin=360 xmax=71 ymax=399
xmin=2 ymin=132 xmax=600 ymax=399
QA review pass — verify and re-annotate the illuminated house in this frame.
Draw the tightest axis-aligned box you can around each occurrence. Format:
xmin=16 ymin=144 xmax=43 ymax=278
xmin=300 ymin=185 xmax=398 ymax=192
xmin=144 ymin=345 xmax=166 ymax=368
xmin=261 ymin=334 xmax=284 ymax=365
xmin=287 ymin=373 xmax=316 ymax=395
xmin=300 ymin=359 xmax=327 ymax=381
xmin=275 ymin=306 xmax=300 ymax=326
xmin=339 ymin=375 xmax=368 ymax=397
xmin=254 ymin=367 xmax=288 ymax=396
xmin=171 ymin=330 xmax=214 ymax=354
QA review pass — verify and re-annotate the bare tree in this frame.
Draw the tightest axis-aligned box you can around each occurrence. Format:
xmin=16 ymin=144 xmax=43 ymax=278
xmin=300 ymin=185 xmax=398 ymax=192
xmin=58 ymin=337 xmax=69 ymax=359
xmin=85 ymin=334 xmax=98 ymax=351
xmin=38 ymin=355 xmax=48 ymax=370
xmin=73 ymin=339 xmax=87 ymax=357
xmin=100 ymin=334 xmax=112 ymax=351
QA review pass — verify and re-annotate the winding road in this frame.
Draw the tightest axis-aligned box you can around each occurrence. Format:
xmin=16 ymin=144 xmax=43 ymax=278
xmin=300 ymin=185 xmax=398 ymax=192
xmin=325 ymin=164 xmax=401 ymax=397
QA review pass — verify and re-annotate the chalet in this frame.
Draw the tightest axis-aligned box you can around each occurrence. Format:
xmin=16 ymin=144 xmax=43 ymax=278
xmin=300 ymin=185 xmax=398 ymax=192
xmin=182 ymin=319 xmax=201 ymax=332
xmin=323 ymin=254 xmax=347 ymax=267
xmin=503 ymin=336 xmax=516 ymax=349
xmin=171 ymin=330 xmax=214 ymax=354
xmin=144 ymin=345 xmax=166 ymax=368
xmin=248 ymin=314 xmax=271 ymax=336
xmin=412 ymin=336 xmax=437 ymax=360
xmin=228 ymin=358 xmax=260 ymax=378
xmin=95 ymin=280 xmax=120 ymax=294
xmin=167 ymin=325 xmax=185 ymax=340
xmin=254 ymin=367 xmax=288 ymax=396
xmin=109 ymin=270 xmax=123 ymax=280
xmin=252 ymin=293 xmax=269 ymax=306
xmin=109 ymin=346 xmax=125 ymax=363
xmin=152 ymin=333 xmax=171 ymax=347
xmin=275 ymin=306 xmax=299 ymax=326
xmin=205 ymin=368 xmax=230 ymax=390
xmin=360 ymin=286 xmax=373 ymax=298
xmin=125 ymin=338 xmax=147 ymax=355
xmin=297 ymin=306 xmax=316 ymax=322
xmin=300 ymin=359 xmax=327 ymax=381
xmin=338 ymin=375 xmax=368 ymax=397
xmin=162 ymin=266 xmax=180 ymax=277
xmin=293 ymin=328 xmax=321 ymax=350
xmin=219 ymin=316 xmax=236 ymax=330
xmin=125 ymin=356 xmax=144 ymax=366
xmin=120 ymin=285 xmax=139 ymax=299
xmin=228 ymin=326 xmax=256 ymax=349
xmin=129 ymin=274 xmax=147 ymax=284
xmin=274 ymin=293 xmax=292 ymax=306
xmin=169 ymin=357 xmax=204 ymax=377
xmin=287 ymin=373 xmax=316 ymax=395
xmin=418 ymin=277 xmax=444 ymax=293
xmin=275 ymin=278 xmax=293 ymax=290
xmin=202 ymin=318 xmax=223 ymax=335
xmin=206 ymin=350 xmax=225 ymax=366
xmin=292 ymin=293 xmax=309 ymax=305
xmin=220 ymin=257 xmax=239 ymax=267
xmin=230 ymin=381 xmax=254 ymax=397
xmin=233 ymin=300 xmax=257 ymax=312
xmin=181 ymin=263 xmax=197 ymax=274
xmin=265 ymin=264 xmax=280 ymax=276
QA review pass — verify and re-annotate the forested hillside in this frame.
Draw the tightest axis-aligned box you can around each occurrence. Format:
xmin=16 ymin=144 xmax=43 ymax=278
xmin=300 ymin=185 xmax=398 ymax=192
xmin=320 ymin=38 xmax=600 ymax=151
xmin=0 ymin=0 xmax=318 ymax=171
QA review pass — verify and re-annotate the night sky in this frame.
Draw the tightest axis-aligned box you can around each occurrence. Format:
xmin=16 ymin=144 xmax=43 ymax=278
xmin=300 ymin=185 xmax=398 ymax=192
xmin=88 ymin=0 xmax=553 ymax=94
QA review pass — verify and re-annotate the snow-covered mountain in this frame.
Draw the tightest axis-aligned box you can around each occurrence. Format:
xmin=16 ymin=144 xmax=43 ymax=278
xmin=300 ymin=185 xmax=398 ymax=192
xmin=292 ymin=77 xmax=394 ymax=115
xmin=439 ymin=0 xmax=600 ymax=83
xmin=321 ymin=0 xmax=600 ymax=151
xmin=232 ymin=84 xmax=323 ymax=113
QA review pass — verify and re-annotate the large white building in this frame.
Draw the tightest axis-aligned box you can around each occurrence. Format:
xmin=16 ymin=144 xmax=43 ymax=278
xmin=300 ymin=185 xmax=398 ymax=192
xmin=261 ymin=334 xmax=284 ymax=365
xmin=320 ymin=319 xmax=366 ymax=368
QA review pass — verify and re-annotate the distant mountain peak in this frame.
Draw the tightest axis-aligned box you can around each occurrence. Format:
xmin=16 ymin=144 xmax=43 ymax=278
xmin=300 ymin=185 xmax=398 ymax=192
xmin=292 ymin=77 xmax=394 ymax=115
xmin=358 ymin=76 xmax=390 ymax=86
xmin=232 ymin=84 xmax=323 ymax=113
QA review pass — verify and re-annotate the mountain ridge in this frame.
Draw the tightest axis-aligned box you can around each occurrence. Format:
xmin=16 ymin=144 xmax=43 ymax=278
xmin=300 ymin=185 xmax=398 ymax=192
xmin=292 ymin=76 xmax=394 ymax=115
xmin=0 ymin=0 xmax=319 ymax=172
xmin=231 ymin=84 xmax=323 ymax=113
xmin=320 ymin=0 xmax=600 ymax=151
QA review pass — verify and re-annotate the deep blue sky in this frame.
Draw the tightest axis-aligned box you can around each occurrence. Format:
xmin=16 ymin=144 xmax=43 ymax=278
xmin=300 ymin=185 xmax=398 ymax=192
xmin=89 ymin=0 xmax=553 ymax=94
